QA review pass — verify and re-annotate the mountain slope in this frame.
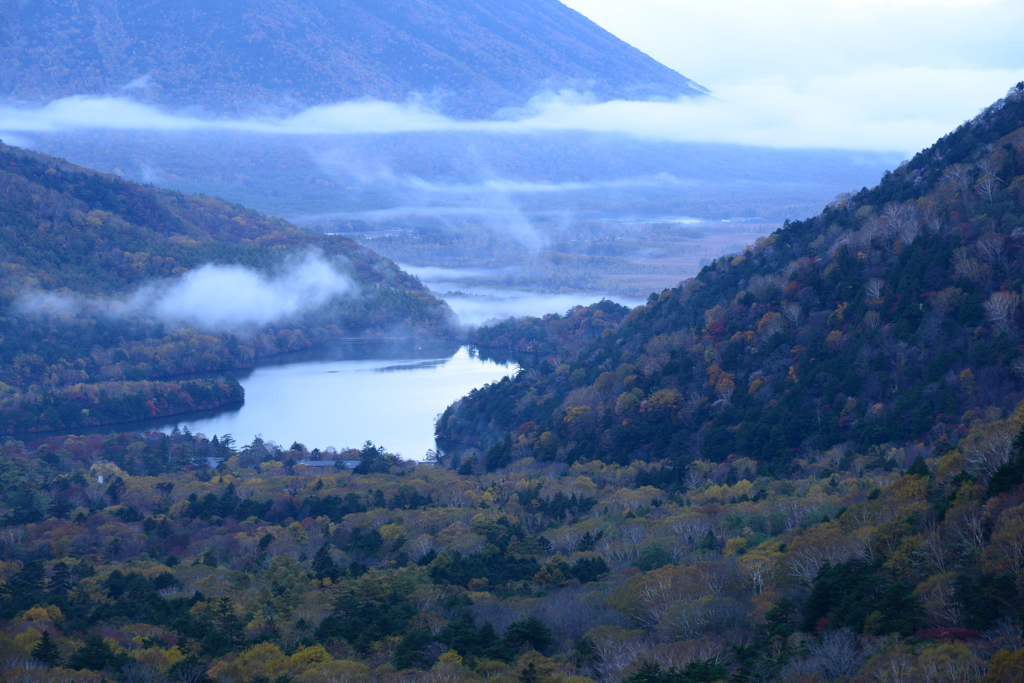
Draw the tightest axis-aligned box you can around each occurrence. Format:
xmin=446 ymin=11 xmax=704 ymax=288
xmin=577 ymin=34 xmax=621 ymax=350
xmin=0 ymin=0 xmax=705 ymax=117
xmin=439 ymin=82 xmax=1024 ymax=479
xmin=0 ymin=141 xmax=456 ymax=433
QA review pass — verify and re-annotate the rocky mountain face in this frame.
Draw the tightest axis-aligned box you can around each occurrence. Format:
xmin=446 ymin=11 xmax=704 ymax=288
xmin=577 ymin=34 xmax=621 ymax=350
xmin=0 ymin=0 xmax=704 ymax=117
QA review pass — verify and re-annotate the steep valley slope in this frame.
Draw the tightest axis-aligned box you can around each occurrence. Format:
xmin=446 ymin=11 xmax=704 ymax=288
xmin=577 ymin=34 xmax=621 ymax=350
xmin=0 ymin=142 xmax=455 ymax=434
xmin=441 ymin=82 xmax=1024 ymax=480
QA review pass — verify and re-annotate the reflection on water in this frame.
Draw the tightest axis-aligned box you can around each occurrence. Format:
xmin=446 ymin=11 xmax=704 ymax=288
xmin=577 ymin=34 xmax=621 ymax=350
xmin=153 ymin=344 xmax=516 ymax=460
xmin=376 ymin=359 xmax=451 ymax=372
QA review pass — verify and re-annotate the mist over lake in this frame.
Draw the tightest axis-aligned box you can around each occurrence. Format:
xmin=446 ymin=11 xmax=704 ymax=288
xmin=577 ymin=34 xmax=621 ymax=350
xmin=402 ymin=264 xmax=645 ymax=325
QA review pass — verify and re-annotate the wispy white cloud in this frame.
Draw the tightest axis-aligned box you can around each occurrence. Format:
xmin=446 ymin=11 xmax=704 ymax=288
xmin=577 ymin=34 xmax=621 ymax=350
xmin=493 ymin=68 xmax=1024 ymax=153
xmin=0 ymin=132 xmax=34 ymax=149
xmin=139 ymin=252 xmax=354 ymax=329
xmin=1 ymin=0 xmax=1019 ymax=157
xmin=3 ymin=63 xmax=1022 ymax=156
xmin=430 ymin=287 xmax=643 ymax=327
xmin=401 ymin=174 xmax=696 ymax=194
xmin=0 ymin=95 xmax=456 ymax=135
xmin=120 ymin=75 xmax=153 ymax=93
xmin=401 ymin=265 xmax=525 ymax=281
xmin=298 ymin=206 xmax=524 ymax=222
xmin=17 ymin=251 xmax=355 ymax=331
xmin=398 ymin=266 xmax=644 ymax=327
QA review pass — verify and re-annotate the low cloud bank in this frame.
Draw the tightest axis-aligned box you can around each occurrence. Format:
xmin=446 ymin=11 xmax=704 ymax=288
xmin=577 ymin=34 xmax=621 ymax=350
xmin=17 ymin=252 xmax=355 ymax=331
xmin=440 ymin=289 xmax=644 ymax=327
xmin=2 ymin=65 xmax=1023 ymax=153
xmin=400 ymin=266 xmax=644 ymax=326
xmin=402 ymin=175 xmax=691 ymax=194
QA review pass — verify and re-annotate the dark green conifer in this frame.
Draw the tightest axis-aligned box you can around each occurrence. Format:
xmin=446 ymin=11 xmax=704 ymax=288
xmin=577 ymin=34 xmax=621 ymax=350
xmin=47 ymin=495 xmax=73 ymax=519
xmin=504 ymin=617 xmax=553 ymax=653
xmin=48 ymin=561 xmax=72 ymax=594
xmin=32 ymin=631 xmax=61 ymax=666
xmin=312 ymin=543 xmax=337 ymax=579
xmin=519 ymin=662 xmax=538 ymax=683
xmin=68 ymin=634 xmax=122 ymax=671
xmin=906 ymin=455 xmax=930 ymax=477
xmin=697 ymin=529 xmax=719 ymax=551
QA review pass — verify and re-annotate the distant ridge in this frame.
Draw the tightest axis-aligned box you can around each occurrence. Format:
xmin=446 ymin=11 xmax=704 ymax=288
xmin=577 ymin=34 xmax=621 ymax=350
xmin=0 ymin=0 xmax=706 ymax=117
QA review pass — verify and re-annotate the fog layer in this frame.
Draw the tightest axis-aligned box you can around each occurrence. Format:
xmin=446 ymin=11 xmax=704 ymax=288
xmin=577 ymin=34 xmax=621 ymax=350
xmin=7 ymin=81 xmax=1021 ymax=152
xmin=17 ymin=252 xmax=355 ymax=332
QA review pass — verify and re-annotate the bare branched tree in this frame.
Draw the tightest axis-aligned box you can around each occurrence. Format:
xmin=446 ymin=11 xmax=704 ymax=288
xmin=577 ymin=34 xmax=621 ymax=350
xmin=976 ymin=232 xmax=1006 ymax=264
xmin=944 ymin=163 xmax=973 ymax=195
xmin=886 ymin=202 xmax=920 ymax=243
xmin=410 ymin=535 xmax=435 ymax=562
xmin=868 ymin=650 xmax=917 ymax=683
xmin=783 ymin=302 xmax=803 ymax=327
xmin=947 ymin=502 xmax=987 ymax=551
xmin=174 ymin=663 xmax=208 ymax=683
xmin=865 ymin=278 xmax=885 ymax=300
xmin=124 ymin=663 xmax=171 ymax=683
xmin=556 ymin=530 xmax=583 ymax=554
xmin=983 ymin=291 xmax=1020 ymax=332
xmin=619 ymin=523 xmax=646 ymax=547
xmin=987 ymin=618 xmax=1024 ymax=651
xmin=0 ymin=525 xmax=25 ymax=547
xmin=954 ymin=256 xmax=994 ymax=289
xmin=921 ymin=204 xmax=944 ymax=234
xmin=806 ymin=629 xmax=863 ymax=682
xmin=977 ymin=174 xmax=1002 ymax=203
xmin=959 ymin=419 xmax=1015 ymax=478
xmin=864 ymin=310 xmax=881 ymax=330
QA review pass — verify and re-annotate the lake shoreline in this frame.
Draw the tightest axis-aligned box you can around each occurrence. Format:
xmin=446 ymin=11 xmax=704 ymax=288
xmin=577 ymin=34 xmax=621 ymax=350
xmin=7 ymin=346 xmax=516 ymax=459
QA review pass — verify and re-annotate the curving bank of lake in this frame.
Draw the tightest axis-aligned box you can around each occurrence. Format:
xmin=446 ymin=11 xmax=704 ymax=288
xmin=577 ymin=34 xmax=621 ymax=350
xmin=152 ymin=344 xmax=516 ymax=460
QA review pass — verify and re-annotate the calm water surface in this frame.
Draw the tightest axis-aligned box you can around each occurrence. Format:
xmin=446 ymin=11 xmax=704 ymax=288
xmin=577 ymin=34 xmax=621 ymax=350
xmin=156 ymin=345 xmax=515 ymax=460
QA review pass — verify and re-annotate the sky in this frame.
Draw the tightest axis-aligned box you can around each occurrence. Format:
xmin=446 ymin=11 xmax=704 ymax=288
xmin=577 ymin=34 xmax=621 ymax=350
xmin=1 ymin=0 xmax=1022 ymax=155
xmin=560 ymin=0 xmax=1024 ymax=152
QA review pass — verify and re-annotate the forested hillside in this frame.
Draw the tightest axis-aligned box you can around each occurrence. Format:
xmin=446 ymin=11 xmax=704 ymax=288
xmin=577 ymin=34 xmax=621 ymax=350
xmin=3 ymin=404 xmax=1024 ymax=682
xmin=5 ymin=84 xmax=1024 ymax=683
xmin=440 ymin=82 xmax=1024 ymax=479
xmin=471 ymin=300 xmax=631 ymax=359
xmin=0 ymin=0 xmax=704 ymax=117
xmin=0 ymin=142 xmax=455 ymax=434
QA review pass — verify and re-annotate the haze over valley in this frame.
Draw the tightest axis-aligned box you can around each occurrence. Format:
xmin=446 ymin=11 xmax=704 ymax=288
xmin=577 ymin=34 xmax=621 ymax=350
xmin=0 ymin=0 xmax=918 ymax=316
xmin=8 ymin=127 xmax=900 ymax=313
xmin=5 ymin=3 xmax=1024 ymax=683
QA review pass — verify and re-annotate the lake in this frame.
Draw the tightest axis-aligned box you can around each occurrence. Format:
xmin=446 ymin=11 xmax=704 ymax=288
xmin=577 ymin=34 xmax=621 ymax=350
xmin=158 ymin=289 xmax=633 ymax=456
xmin=20 ymin=287 xmax=632 ymax=455
xmin=151 ymin=343 xmax=516 ymax=460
